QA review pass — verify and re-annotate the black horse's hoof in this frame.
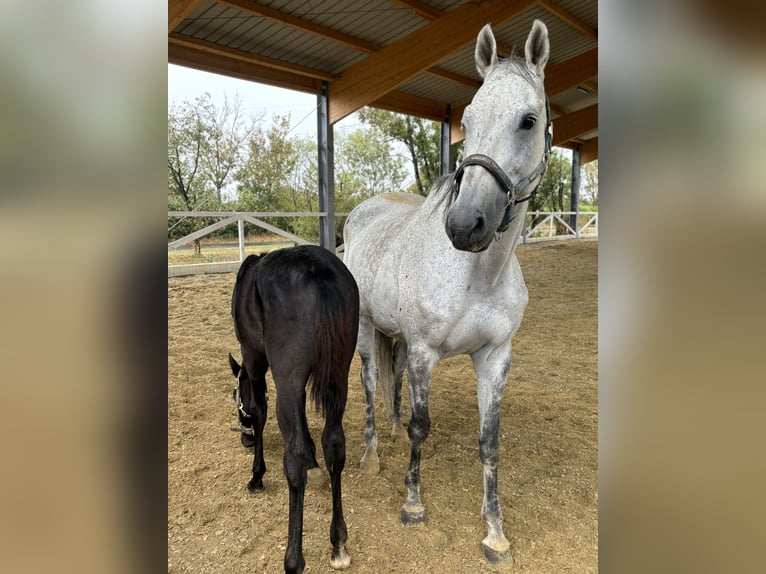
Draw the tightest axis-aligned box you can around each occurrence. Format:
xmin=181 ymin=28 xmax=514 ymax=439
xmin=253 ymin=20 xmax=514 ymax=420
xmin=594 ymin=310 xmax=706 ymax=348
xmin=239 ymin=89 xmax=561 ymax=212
xmin=246 ymin=479 xmax=264 ymax=493
xmin=241 ymin=433 xmax=256 ymax=448
xmin=482 ymin=541 xmax=513 ymax=564
xmin=400 ymin=504 xmax=426 ymax=526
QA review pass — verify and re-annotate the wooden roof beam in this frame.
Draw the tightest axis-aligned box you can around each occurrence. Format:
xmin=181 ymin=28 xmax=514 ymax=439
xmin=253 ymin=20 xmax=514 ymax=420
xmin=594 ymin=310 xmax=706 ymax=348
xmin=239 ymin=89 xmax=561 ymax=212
xmin=169 ymin=33 xmax=336 ymax=82
xmin=329 ymin=0 xmax=537 ymax=123
xmin=389 ymin=0 xmax=442 ymax=21
xmin=217 ymin=0 xmax=481 ymax=92
xmin=372 ymin=91 xmax=448 ymax=123
xmin=168 ymin=41 xmax=322 ymax=94
xmin=551 ymin=104 xmax=598 ymax=146
xmin=169 ymin=0 xmax=205 ymax=32
xmin=544 ymin=48 xmax=597 ymax=96
xmin=217 ymin=0 xmax=380 ymax=53
xmin=536 ymin=0 xmax=598 ymax=41
xmin=579 ymin=138 xmax=598 ymax=163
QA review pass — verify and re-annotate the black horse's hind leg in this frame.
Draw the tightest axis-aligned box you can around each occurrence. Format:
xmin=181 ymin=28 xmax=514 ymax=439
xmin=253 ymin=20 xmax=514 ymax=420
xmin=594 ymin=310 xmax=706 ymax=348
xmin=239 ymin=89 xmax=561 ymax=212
xmin=322 ymin=405 xmax=351 ymax=569
xmin=277 ymin=389 xmax=317 ymax=574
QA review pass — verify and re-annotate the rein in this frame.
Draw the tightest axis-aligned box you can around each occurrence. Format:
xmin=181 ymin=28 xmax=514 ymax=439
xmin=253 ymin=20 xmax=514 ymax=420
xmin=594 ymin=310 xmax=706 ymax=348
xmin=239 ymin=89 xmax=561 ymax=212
xmin=450 ymin=97 xmax=552 ymax=235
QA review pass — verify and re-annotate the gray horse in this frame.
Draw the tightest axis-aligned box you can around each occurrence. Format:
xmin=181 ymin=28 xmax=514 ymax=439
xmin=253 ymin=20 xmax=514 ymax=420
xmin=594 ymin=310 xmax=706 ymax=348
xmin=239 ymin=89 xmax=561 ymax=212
xmin=343 ymin=20 xmax=552 ymax=563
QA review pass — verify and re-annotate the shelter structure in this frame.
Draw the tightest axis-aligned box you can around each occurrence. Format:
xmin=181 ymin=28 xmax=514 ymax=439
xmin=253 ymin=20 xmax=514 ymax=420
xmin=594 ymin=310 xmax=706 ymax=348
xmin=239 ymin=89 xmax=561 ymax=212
xmin=169 ymin=0 xmax=597 ymax=250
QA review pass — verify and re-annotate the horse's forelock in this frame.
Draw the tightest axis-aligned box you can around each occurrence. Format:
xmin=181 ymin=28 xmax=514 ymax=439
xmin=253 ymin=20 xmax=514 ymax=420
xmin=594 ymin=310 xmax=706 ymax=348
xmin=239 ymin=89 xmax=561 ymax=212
xmin=494 ymin=56 xmax=543 ymax=93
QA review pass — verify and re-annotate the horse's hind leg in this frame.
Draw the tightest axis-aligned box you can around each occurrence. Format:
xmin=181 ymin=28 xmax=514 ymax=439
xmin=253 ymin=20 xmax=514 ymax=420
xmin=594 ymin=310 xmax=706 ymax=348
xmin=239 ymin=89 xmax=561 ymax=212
xmin=322 ymin=398 xmax=350 ymax=569
xmin=357 ymin=317 xmax=380 ymax=474
xmin=391 ymin=340 xmax=408 ymax=442
xmin=472 ymin=346 xmax=513 ymax=564
xmin=276 ymin=386 xmax=317 ymax=574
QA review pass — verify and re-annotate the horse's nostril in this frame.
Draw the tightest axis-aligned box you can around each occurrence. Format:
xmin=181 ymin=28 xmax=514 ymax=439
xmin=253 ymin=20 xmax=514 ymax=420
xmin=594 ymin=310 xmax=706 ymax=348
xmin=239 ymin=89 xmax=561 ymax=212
xmin=474 ymin=216 xmax=485 ymax=234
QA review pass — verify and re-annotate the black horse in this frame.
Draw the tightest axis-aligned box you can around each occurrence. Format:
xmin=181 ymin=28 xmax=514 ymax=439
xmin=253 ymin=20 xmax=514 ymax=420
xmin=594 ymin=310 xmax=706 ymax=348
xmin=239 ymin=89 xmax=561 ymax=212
xmin=229 ymin=245 xmax=359 ymax=574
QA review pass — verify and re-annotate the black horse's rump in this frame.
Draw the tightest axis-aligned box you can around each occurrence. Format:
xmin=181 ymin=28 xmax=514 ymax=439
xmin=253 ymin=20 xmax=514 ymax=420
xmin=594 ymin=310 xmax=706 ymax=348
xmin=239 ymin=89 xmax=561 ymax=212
xmin=229 ymin=245 xmax=359 ymax=574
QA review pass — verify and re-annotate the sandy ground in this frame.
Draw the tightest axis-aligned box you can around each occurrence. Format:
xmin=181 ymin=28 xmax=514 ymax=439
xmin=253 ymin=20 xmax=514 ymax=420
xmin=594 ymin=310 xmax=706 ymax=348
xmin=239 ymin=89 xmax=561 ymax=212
xmin=168 ymin=239 xmax=597 ymax=573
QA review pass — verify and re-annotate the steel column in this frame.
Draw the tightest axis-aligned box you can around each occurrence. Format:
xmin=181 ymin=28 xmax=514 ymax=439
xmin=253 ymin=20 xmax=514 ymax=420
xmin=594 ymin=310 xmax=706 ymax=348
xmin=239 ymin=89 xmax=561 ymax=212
xmin=317 ymin=82 xmax=336 ymax=252
xmin=570 ymin=144 xmax=581 ymax=236
xmin=440 ymin=105 xmax=452 ymax=177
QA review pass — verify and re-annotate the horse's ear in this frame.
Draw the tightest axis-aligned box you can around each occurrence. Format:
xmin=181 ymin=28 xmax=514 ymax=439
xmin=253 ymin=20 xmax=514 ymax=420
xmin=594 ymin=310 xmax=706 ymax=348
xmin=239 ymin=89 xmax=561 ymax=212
xmin=475 ymin=23 xmax=498 ymax=79
xmin=525 ymin=19 xmax=550 ymax=76
xmin=228 ymin=353 xmax=241 ymax=377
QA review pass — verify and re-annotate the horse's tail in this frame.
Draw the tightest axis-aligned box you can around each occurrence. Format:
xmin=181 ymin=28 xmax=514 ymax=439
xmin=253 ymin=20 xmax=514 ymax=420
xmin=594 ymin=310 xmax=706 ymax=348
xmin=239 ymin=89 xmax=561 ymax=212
xmin=375 ymin=330 xmax=396 ymax=418
xmin=309 ymin=280 xmax=357 ymax=419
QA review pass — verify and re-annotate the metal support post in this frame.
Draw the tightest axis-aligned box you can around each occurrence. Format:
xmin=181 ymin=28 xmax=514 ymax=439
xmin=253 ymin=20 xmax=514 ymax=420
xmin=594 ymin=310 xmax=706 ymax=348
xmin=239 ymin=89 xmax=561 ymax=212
xmin=317 ymin=82 xmax=336 ymax=252
xmin=570 ymin=144 xmax=581 ymax=236
xmin=440 ymin=105 xmax=452 ymax=177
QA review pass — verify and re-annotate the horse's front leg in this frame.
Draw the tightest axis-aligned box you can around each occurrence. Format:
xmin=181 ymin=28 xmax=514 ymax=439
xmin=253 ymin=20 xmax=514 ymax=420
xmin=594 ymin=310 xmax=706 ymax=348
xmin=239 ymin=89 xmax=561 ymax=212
xmin=472 ymin=345 xmax=513 ymax=564
xmin=400 ymin=346 xmax=437 ymax=525
xmin=357 ymin=318 xmax=380 ymax=474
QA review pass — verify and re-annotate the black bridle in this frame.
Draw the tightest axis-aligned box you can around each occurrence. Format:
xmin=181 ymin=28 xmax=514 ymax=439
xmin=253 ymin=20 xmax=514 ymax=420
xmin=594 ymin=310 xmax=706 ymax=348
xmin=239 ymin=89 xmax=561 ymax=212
xmin=231 ymin=368 xmax=255 ymax=436
xmin=450 ymin=97 xmax=552 ymax=234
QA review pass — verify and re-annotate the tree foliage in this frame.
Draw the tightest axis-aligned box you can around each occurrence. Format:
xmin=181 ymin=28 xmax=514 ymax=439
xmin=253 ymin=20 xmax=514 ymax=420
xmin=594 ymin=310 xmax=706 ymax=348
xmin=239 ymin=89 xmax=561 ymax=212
xmin=581 ymin=159 xmax=598 ymax=206
xmin=529 ymin=149 xmax=572 ymax=212
xmin=357 ymin=108 xmax=440 ymax=195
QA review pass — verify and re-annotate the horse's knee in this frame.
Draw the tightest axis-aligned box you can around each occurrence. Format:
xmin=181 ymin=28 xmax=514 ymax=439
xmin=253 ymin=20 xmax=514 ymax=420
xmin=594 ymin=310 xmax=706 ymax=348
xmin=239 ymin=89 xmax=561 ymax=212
xmin=479 ymin=432 xmax=500 ymax=465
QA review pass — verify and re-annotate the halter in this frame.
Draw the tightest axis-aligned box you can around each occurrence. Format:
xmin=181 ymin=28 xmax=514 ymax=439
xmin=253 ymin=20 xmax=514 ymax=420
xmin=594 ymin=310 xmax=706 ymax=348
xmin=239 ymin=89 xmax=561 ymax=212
xmin=450 ymin=97 xmax=552 ymax=235
xmin=231 ymin=368 xmax=255 ymax=436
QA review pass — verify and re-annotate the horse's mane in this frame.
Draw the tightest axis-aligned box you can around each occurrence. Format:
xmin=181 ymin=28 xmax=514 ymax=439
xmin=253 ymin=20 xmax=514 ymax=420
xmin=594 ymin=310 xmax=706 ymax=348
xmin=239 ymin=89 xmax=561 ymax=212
xmin=424 ymin=173 xmax=455 ymax=222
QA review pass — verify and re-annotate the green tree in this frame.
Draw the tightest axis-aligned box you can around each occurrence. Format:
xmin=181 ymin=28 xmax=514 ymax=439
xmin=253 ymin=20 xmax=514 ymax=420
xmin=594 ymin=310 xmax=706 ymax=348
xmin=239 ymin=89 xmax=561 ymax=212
xmin=168 ymin=96 xmax=219 ymax=255
xmin=199 ymin=93 xmax=252 ymax=204
xmin=530 ymin=149 xmax=572 ymax=212
xmin=357 ymin=108 xmax=440 ymax=196
xmin=527 ymin=149 xmax=572 ymax=233
xmin=236 ymin=114 xmax=302 ymax=235
xmin=581 ymin=159 xmax=598 ymax=206
xmin=335 ymin=127 xmax=408 ymax=202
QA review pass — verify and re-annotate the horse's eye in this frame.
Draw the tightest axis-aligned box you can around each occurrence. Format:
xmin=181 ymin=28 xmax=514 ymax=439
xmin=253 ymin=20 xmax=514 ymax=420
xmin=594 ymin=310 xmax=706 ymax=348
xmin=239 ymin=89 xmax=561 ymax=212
xmin=521 ymin=115 xmax=537 ymax=130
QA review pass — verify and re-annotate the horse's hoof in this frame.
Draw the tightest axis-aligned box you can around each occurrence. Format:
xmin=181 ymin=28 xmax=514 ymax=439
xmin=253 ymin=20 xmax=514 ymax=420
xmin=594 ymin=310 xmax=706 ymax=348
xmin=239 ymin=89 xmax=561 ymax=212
xmin=391 ymin=423 xmax=408 ymax=442
xmin=400 ymin=504 xmax=426 ymax=526
xmin=482 ymin=540 xmax=513 ymax=564
xmin=330 ymin=547 xmax=351 ymax=570
xmin=359 ymin=450 xmax=380 ymax=475
xmin=241 ymin=433 xmax=256 ymax=448
xmin=246 ymin=479 xmax=264 ymax=493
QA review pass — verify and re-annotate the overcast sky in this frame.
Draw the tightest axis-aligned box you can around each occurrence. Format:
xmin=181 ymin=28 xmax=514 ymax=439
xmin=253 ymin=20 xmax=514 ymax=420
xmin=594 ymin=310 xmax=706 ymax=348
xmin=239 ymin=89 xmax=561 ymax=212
xmin=168 ymin=63 xmax=320 ymax=138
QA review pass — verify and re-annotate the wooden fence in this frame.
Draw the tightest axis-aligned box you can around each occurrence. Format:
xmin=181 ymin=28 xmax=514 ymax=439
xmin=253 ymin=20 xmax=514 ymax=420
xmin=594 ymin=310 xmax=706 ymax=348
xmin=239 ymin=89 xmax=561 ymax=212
xmin=168 ymin=210 xmax=597 ymax=277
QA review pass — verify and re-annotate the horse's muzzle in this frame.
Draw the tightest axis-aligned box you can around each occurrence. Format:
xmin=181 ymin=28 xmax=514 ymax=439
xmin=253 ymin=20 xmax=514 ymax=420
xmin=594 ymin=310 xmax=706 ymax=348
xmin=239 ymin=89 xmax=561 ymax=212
xmin=445 ymin=208 xmax=492 ymax=252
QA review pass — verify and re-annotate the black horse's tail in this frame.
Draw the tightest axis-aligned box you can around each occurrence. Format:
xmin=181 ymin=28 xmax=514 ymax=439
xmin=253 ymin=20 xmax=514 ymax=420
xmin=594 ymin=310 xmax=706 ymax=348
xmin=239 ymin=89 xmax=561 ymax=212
xmin=308 ymin=279 xmax=357 ymax=419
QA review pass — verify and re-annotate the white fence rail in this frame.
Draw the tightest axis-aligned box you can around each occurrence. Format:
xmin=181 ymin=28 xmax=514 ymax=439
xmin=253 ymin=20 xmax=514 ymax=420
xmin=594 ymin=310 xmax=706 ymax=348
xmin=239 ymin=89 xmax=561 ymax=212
xmin=523 ymin=211 xmax=598 ymax=243
xmin=168 ymin=210 xmax=597 ymax=277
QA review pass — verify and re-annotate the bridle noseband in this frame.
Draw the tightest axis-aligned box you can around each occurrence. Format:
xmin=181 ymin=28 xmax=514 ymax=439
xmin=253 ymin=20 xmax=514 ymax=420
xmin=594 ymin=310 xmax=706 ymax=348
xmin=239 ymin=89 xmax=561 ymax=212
xmin=450 ymin=97 xmax=552 ymax=234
